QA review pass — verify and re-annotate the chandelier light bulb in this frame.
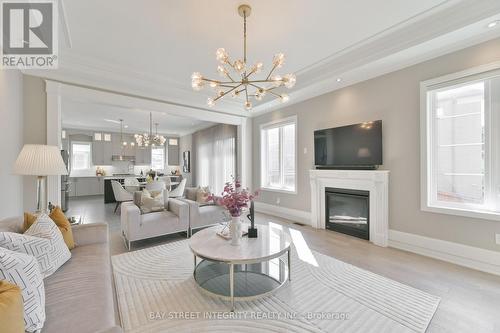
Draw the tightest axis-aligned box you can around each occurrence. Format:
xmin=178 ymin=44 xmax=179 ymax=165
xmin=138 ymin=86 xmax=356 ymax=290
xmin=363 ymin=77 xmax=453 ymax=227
xmin=217 ymin=65 xmax=227 ymax=76
xmin=233 ymin=59 xmax=246 ymax=73
xmin=271 ymin=75 xmax=283 ymax=87
xmin=283 ymin=73 xmax=296 ymax=88
xmin=207 ymin=97 xmax=215 ymax=107
xmin=245 ymin=101 xmax=252 ymax=110
xmin=273 ymin=53 xmax=285 ymax=68
xmin=231 ymin=90 xmax=239 ymax=98
xmin=280 ymin=94 xmax=289 ymax=103
xmin=216 ymin=48 xmax=229 ymax=63
xmin=253 ymin=62 xmax=263 ymax=73
xmin=255 ymin=92 xmax=263 ymax=101
xmin=131 ymin=142 xmax=135 ymax=147
xmin=209 ymin=81 xmax=219 ymax=88
xmin=191 ymin=72 xmax=204 ymax=91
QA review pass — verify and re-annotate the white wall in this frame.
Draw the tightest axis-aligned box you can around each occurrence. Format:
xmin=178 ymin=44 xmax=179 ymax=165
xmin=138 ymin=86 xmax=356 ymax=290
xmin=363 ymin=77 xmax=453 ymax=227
xmin=252 ymin=37 xmax=500 ymax=252
xmin=22 ymin=75 xmax=47 ymax=211
xmin=0 ymin=70 xmax=24 ymax=218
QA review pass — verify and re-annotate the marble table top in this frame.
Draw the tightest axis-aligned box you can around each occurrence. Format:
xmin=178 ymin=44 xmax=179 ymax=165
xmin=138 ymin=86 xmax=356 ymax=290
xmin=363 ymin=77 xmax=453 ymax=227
xmin=189 ymin=223 xmax=292 ymax=264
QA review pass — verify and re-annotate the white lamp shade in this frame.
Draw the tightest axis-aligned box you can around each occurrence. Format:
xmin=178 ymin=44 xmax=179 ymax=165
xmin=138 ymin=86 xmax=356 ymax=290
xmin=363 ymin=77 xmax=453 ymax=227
xmin=13 ymin=144 xmax=68 ymax=176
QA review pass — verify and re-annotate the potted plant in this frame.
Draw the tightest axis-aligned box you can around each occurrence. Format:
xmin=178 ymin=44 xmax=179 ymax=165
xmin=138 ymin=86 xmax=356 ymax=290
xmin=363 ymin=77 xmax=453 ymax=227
xmin=209 ymin=178 xmax=258 ymax=245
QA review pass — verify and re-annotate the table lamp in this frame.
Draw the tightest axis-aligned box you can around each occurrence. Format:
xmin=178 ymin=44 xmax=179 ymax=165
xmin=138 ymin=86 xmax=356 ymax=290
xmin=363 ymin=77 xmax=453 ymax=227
xmin=13 ymin=144 xmax=68 ymax=212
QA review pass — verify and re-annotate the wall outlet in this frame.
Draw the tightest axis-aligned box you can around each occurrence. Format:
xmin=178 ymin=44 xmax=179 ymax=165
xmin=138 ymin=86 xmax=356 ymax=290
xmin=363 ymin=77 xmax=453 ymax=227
xmin=496 ymin=234 xmax=500 ymax=245
xmin=276 ymin=197 xmax=281 ymax=205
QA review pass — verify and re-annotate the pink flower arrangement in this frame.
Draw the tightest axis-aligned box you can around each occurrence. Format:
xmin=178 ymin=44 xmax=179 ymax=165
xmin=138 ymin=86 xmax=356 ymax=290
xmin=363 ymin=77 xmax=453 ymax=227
xmin=208 ymin=178 xmax=258 ymax=217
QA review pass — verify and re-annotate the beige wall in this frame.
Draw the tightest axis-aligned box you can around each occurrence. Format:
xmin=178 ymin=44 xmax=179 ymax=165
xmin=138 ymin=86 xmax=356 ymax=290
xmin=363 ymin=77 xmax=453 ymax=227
xmin=0 ymin=70 xmax=24 ymax=218
xmin=252 ymin=38 xmax=500 ymax=251
xmin=22 ymin=75 xmax=47 ymax=211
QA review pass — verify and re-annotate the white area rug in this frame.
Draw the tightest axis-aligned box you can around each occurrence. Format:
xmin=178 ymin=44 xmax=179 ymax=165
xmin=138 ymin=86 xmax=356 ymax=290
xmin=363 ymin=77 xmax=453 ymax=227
xmin=112 ymin=240 xmax=440 ymax=332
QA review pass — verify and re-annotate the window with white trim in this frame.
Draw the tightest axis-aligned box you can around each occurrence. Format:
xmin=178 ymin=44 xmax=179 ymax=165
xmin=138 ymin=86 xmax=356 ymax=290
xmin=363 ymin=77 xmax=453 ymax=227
xmin=260 ymin=117 xmax=296 ymax=192
xmin=151 ymin=146 xmax=165 ymax=171
xmin=71 ymin=142 xmax=92 ymax=170
xmin=422 ymin=67 xmax=500 ymax=219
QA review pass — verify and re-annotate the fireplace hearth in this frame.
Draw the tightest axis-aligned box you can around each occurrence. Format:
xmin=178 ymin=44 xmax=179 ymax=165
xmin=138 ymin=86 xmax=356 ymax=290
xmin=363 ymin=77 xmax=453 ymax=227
xmin=325 ymin=187 xmax=369 ymax=240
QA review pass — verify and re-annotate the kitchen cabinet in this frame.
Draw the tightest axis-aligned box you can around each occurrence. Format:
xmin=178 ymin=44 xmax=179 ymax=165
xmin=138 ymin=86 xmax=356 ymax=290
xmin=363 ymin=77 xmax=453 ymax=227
xmin=103 ymin=142 xmax=113 ymax=165
xmin=92 ymin=140 xmax=113 ymax=166
xmin=69 ymin=177 xmax=105 ymax=197
xmin=167 ymin=140 xmax=179 ymax=165
xmin=135 ymin=146 xmax=151 ymax=165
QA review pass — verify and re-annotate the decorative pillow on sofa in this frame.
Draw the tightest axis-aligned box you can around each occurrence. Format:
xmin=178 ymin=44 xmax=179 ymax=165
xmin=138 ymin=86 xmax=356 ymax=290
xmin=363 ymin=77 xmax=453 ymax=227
xmin=23 ymin=207 xmax=75 ymax=250
xmin=0 ymin=214 xmax=71 ymax=278
xmin=0 ymin=248 xmax=45 ymax=332
xmin=0 ymin=280 xmax=24 ymax=333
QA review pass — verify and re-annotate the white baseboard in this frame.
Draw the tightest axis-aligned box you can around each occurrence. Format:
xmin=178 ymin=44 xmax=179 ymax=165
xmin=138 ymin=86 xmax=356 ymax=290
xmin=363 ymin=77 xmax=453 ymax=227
xmin=389 ymin=229 xmax=500 ymax=276
xmin=254 ymin=202 xmax=311 ymax=226
xmin=252 ymin=203 xmax=500 ymax=276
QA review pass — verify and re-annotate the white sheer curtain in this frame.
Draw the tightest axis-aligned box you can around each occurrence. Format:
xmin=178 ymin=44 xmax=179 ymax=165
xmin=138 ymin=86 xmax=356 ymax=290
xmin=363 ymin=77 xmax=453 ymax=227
xmin=194 ymin=124 xmax=237 ymax=195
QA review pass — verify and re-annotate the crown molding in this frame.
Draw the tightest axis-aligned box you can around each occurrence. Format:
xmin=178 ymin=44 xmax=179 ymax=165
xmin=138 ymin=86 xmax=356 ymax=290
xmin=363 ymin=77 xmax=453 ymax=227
xmin=24 ymin=0 xmax=500 ymax=119
xmin=250 ymin=9 xmax=500 ymax=116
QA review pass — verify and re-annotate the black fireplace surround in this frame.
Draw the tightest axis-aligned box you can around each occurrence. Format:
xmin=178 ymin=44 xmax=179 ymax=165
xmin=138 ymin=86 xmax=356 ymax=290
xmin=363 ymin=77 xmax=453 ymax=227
xmin=325 ymin=187 xmax=369 ymax=240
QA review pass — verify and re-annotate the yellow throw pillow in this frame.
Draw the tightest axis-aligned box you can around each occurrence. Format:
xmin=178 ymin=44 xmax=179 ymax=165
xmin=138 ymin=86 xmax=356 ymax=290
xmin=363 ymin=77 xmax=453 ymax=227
xmin=23 ymin=212 xmax=37 ymax=232
xmin=0 ymin=280 xmax=24 ymax=333
xmin=49 ymin=206 xmax=75 ymax=250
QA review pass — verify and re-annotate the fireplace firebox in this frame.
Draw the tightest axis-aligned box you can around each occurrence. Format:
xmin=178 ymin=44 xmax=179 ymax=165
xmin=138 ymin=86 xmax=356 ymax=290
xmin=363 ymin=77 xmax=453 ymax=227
xmin=325 ymin=187 xmax=369 ymax=240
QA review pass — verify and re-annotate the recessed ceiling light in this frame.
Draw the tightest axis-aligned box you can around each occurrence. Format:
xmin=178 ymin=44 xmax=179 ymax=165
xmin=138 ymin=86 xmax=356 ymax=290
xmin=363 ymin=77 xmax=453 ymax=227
xmin=124 ymin=125 xmax=129 ymax=128
xmin=487 ymin=20 xmax=499 ymax=28
xmin=336 ymin=78 xmax=342 ymax=82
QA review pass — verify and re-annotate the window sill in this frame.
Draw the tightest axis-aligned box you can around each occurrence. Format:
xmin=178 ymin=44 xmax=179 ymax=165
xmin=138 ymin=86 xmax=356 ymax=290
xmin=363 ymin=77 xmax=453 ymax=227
xmin=422 ymin=204 xmax=500 ymax=222
xmin=260 ymin=186 xmax=297 ymax=195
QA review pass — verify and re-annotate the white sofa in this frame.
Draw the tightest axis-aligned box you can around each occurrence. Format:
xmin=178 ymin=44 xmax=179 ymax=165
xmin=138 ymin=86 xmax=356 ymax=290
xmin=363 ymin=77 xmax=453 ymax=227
xmin=120 ymin=198 xmax=189 ymax=250
xmin=181 ymin=187 xmax=228 ymax=236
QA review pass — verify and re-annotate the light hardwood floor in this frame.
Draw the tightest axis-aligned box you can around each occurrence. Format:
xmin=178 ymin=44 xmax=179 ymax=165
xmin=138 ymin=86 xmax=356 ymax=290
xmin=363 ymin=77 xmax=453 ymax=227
xmin=67 ymin=195 xmax=500 ymax=332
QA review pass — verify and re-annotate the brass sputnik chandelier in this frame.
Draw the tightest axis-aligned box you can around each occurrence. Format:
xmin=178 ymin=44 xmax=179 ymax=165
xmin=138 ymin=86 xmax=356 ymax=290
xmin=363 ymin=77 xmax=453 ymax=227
xmin=191 ymin=4 xmax=296 ymax=110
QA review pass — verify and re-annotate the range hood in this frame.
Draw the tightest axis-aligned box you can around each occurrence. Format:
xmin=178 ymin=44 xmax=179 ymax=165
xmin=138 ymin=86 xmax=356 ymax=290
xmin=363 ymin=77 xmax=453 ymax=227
xmin=112 ymin=155 xmax=135 ymax=162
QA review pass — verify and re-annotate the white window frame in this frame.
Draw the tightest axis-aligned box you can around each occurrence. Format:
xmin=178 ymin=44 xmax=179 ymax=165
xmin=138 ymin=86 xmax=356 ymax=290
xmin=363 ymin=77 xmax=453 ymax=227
xmin=151 ymin=146 xmax=165 ymax=171
xmin=71 ymin=141 xmax=92 ymax=171
xmin=420 ymin=61 xmax=500 ymax=222
xmin=260 ymin=115 xmax=297 ymax=194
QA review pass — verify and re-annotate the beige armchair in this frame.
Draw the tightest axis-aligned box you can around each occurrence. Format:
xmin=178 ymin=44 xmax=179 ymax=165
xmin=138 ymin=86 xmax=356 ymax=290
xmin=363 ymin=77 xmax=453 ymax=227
xmin=120 ymin=198 xmax=189 ymax=250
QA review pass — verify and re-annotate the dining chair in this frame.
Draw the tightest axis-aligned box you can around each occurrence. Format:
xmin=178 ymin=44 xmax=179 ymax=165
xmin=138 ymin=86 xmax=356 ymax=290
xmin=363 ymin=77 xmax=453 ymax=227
xmin=169 ymin=178 xmax=186 ymax=198
xmin=111 ymin=180 xmax=134 ymax=214
xmin=145 ymin=180 xmax=166 ymax=192
xmin=158 ymin=176 xmax=172 ymax=191
xmin=124 ymin=177 xmax=140 ymax=192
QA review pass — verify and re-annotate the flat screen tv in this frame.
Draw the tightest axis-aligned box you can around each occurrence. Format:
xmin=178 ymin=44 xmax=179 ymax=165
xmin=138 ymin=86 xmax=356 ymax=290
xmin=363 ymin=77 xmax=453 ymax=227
xmin=314 ymin=120 xmax=382 ymax=169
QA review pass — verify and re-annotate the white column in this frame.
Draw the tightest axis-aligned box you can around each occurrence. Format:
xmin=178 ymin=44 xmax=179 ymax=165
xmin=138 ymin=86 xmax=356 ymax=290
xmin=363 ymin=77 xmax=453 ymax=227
xmin=46 ymin=81 xmax=62 ymax=206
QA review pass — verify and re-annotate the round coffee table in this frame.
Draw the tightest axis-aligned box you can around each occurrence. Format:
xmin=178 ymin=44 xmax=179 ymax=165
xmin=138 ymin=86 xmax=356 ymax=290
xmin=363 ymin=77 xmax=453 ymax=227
xmin=189 ymin=224 xmax=292 ymax=311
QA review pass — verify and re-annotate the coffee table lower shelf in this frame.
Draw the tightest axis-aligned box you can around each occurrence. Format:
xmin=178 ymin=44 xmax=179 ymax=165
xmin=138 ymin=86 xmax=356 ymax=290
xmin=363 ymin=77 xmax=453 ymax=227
xmin=193 ymin=251 xmax=291 ymax=311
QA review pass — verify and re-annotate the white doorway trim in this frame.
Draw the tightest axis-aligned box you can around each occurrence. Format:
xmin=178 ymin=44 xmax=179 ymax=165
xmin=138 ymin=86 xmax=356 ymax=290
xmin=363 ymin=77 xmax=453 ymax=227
xmin=45 ymin=80 xmax=253 ymax=202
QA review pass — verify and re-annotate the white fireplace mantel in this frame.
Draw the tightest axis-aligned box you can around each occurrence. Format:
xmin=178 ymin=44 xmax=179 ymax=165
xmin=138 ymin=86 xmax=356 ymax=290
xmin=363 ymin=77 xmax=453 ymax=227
xmin=310 ymin=169 xmax=389 ymax=247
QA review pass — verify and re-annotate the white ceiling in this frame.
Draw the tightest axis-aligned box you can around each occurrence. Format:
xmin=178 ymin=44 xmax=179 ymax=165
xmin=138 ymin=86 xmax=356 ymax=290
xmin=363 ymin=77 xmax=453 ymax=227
xmin=25 ymin=0 xmax=500 ymax=117
xmin=61 ymin=100 xmax=215 ymax=136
